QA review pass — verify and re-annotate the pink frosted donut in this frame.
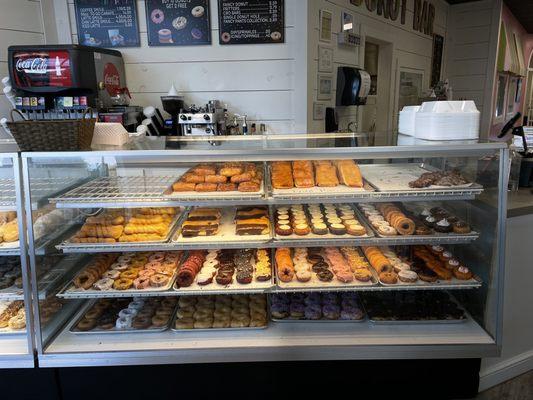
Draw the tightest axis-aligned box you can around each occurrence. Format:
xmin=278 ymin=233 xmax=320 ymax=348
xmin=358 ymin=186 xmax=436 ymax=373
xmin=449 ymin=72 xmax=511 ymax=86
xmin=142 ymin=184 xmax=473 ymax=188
xmin=335 ymin=270 xmax=354 ymax=283
xmin=151 ymin=9 xmax=164 ymax=24
xmin=133 ymin=276 xmax=151 ymax=289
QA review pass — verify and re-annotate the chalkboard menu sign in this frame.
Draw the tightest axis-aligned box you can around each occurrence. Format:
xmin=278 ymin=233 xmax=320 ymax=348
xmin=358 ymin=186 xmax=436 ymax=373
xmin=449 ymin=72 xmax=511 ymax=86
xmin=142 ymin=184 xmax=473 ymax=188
xmin=145 ymin=0 xmax=211 ymax=46
xmin=74 ymin=0 xmax=140 ymax=48
xmin=218 ymin=0 xmax=284 ymax=45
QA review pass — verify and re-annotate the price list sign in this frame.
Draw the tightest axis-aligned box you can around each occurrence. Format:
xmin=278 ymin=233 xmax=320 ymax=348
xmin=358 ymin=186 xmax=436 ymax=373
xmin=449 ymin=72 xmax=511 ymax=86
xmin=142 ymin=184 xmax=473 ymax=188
xmin=218 ymin=0 xmax=284 ymax=45
xmin=74 ymin=0 xmax=140 ymax=48
xmin=145 ymin=0 xmax=211 ymax=46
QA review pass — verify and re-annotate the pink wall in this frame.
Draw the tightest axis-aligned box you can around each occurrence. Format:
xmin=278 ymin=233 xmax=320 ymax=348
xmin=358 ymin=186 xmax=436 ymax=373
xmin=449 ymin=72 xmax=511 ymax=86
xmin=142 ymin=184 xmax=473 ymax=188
xmin=489 ymin=5 xmax=532 ymax=141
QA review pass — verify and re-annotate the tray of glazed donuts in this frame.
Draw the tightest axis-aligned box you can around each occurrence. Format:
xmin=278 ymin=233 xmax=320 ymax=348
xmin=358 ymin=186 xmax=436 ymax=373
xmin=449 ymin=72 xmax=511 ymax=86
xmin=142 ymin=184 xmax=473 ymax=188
xmin=274 ymin=247 xmax=378 ymax=290
xmin=171 ymin=294 xmax=268 ymax=331
xmin=59 ymin=251 xmax=184 ymax=298
xmin=273 ymin=203 xmax=373 ymax=240
xmin=0 ymin=300 xmax=26 ymax=333
xmin=60 ymin=207 xmax=183 ymax=249
xmin=363 ymin=245 xmax=480 ymax=287
xmin=70 ymin=297 xmax=178 ymax=334
xmin=361 ymin=291 xmax=468 ymax=324
xmin=270 ymin=160 xmax=371 ymax=198
xmin=174 ymin=249 xmax=273 ymax=294
xmin=270 ymin=292 xmax=365 ymax=322
xmin=172 ymin=207 xmax=271 ymax=245
xmin=166 ymin=162 xmax=264 ymax=199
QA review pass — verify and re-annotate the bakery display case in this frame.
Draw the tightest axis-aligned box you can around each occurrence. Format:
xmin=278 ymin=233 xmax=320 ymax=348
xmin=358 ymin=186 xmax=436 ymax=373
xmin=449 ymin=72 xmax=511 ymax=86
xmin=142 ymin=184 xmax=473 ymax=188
xmin=0 ymin=146 xmax=34 ymax=368
xmin=21 ymin=134 xmax=508 ymax=367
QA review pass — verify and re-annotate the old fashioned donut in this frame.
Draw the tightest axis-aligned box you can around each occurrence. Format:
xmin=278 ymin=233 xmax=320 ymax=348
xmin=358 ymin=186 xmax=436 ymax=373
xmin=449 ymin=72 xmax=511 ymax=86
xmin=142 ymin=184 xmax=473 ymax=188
xmin=74 ymin=271 xmax=96 ymax=289
xmin=76 ymin=318 xmax=96 ymax=331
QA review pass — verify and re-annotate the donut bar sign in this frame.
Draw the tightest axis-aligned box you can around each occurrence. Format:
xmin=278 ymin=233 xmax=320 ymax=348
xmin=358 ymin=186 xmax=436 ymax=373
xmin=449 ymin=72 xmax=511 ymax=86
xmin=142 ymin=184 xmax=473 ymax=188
xmin=145 ymin=0 xmax=211 ymax=46
xmin=218 ymin=0 xmax=285 ymax=45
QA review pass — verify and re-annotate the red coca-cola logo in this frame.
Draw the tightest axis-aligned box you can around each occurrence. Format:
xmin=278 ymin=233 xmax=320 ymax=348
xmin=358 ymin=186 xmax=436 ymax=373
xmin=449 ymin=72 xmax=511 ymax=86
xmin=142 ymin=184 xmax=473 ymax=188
xmin=15 ymin=57 xmax=48 ymax=74
xmin=103 ymin=63 xmax=121 ymax=95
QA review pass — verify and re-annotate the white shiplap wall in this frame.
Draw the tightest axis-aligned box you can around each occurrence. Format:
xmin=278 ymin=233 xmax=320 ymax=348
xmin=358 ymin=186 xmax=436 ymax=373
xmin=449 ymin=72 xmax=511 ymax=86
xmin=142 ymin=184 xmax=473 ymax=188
xmin=307 ymin=0 xmax=450 ymax=133
xmin=63 ymin=0 xmax=301 ymax=134
xmin=444 ymin=0 xmax=501 ymax=138
xmin=0 ymin=0 xmax=45 ymax=121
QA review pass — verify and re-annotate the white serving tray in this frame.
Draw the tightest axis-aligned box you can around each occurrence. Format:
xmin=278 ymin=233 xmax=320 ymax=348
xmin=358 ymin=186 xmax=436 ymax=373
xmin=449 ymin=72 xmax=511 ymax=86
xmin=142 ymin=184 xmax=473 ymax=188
xmin=358 ymin=163 xmax=474 ymax=192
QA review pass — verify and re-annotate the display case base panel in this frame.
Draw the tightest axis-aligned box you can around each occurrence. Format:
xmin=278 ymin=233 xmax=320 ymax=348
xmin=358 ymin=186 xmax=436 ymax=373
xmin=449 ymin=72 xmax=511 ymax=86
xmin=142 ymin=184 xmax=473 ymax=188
xmin=0 ymin=338 xmax=33 ymax=368
xmin=40 ymin=315 xmax=496 ymax=367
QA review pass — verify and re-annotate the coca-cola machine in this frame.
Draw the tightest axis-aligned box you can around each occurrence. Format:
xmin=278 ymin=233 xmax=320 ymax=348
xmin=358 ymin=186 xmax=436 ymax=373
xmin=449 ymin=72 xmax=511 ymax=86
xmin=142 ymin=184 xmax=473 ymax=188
xmin=8 ymin=44 xmax=141 ymax=128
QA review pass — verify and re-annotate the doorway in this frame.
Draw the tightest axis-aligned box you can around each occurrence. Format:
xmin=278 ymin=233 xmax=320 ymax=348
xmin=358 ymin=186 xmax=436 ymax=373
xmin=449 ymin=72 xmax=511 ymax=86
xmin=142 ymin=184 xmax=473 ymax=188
xmin=525 ymin=50 xmax=533 ymax=126
xmin=361 ymin=37 xmax=393 ymax=145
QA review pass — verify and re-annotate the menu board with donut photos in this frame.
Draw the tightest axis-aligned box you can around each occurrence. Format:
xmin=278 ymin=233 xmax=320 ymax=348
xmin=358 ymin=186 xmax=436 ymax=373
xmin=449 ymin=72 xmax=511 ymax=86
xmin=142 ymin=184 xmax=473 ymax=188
xmin=218 ymin=0 xmax=284 ymax=45
xmin=74 ymin=0 xmax=140 ymax=48
xmin=145 ymin=0 xmax=211 ymax=46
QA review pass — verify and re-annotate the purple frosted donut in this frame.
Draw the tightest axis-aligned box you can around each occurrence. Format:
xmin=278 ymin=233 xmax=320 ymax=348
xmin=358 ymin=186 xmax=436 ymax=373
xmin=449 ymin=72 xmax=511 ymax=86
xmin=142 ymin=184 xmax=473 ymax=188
xmin=341 ymin=292 xmax=359 ymax=300
xmin=289 ymin=302 xmax=305 ymax=318
xmin=271 ymin=293 xmax=291 ymax=304
xmin=304 ymin=304 xmax=322 ymax=320
xmin=341 ymin=299 xmax=358 ymax=309
xmin=340 ymin=307 xmax=364 ymax=320
xmin=322 ymin=293 xmax=339 ymax=305
xmin=291 ymin=293 xmax=306 ymax=303
xmin=271 ymin=302 xmax=289 ymax=319
xmin=322 ymin=304 xmax=340 ymax=320
xmin=304 ymin=293 xmax=322 ymax=305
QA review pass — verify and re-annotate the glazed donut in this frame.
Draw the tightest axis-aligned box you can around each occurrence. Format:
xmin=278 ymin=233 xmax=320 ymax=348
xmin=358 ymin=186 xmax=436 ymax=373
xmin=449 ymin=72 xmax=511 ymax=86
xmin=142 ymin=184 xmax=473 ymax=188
xmin=120 ymin=270 xmax=138 ymax=280
xmin=84 ymin=308 xmax=102 ymax=320
xmin=117 ymin=255 xmax=133 ymax=263
xmin=178 ymin=297 xmax=196 ymax=308
xmin=76 ymin=318 xmax=96 ymax=331
xmin=177 ymin=307 xmax=194 ymax=319
xmin=132 ymin=317 xmax=152 ymax=329
xmin=113 ymin=278 xmax=133 ymax=290
xmin=138 ymin=269 xmax=155 ymax=278
xmin=193 ymin=319 xmax=213 ymax=329
xmin=151 ymin=314 xmax=168 ymax=327
xmin=8 ymin=313 xmax=26 ymax=330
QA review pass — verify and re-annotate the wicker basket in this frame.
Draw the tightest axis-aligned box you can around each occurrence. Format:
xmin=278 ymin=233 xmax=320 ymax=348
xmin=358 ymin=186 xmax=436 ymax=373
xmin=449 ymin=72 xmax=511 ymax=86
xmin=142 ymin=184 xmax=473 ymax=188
xmin=6 ymin=108 xmax=96 ymax=151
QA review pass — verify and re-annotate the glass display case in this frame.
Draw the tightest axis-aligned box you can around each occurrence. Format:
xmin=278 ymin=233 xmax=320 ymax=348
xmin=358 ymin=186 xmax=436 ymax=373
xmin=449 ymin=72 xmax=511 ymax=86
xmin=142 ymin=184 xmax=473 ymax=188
xmin=21 ymin=135 xmax=508 ymax=367
xmin=0 ymin=146 xmax=34 ymax=368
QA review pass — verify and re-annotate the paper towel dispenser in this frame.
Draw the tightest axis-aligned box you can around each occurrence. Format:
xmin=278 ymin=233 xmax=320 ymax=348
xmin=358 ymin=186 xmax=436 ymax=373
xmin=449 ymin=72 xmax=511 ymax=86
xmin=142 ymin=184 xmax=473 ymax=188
xmin=336 ymin=67 xmax=371 ymax=106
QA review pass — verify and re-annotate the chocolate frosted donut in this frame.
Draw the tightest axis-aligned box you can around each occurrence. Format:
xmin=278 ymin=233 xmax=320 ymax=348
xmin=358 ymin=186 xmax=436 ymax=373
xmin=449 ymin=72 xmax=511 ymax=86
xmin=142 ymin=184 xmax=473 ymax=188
xmin=316 ymin=269 xmax=334 ymax=282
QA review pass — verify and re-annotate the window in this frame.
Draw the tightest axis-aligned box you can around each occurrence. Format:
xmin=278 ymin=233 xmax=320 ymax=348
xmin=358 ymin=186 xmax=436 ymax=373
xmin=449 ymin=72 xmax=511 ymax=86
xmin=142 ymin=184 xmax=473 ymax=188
xmin=495 ymin=73 xmax=507 ymax=122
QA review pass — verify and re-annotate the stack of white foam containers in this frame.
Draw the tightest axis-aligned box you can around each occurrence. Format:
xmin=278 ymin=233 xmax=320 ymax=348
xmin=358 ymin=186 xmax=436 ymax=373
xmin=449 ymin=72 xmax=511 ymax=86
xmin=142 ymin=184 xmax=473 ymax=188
xmin=399 ymin=101 xmax=480 ymax=141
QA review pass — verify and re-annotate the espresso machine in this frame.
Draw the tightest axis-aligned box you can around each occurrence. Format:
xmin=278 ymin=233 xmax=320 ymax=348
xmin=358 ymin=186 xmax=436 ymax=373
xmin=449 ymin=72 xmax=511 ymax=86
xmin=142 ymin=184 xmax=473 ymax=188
xmin=178 ymin=100 xmax=226 ymax=136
